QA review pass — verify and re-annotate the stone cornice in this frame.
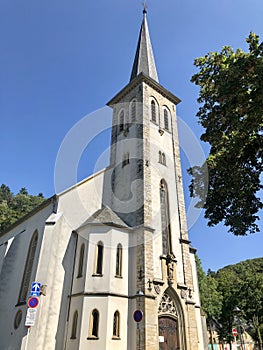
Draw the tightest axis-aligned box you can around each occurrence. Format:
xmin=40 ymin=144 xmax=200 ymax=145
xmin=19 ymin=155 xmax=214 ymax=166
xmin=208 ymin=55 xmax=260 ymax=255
xmin=107 ymin=73 xmax=181 ymax=107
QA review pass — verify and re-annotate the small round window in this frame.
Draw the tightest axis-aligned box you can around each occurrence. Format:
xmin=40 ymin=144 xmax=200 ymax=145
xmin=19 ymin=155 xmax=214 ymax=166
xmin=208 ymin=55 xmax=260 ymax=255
xmin=14 ymin=309 xmax=22 ymax=329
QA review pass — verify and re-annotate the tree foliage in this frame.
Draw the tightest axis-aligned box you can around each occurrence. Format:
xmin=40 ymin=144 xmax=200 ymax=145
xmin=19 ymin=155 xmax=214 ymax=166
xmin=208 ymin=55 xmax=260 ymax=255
xmin=196 ymin=255 xmax=222 ymax=319
xmin=198 ymin=257 xmax=263 ymax=346
xmin=189 ymin=33 xmax=263 ymax=235
xmin=0 ymin=184 xmax=45 ymax=233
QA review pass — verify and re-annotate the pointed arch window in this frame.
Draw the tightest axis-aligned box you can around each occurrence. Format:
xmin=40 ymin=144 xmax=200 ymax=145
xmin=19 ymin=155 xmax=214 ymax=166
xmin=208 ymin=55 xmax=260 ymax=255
xmin=164 ymin=109 xmax=169 ymax=130
xmin=18 ymin=230 xmax=38 ymax=303
xmin=151 ymin=100 xmax=157 ymax=122
xmin=94 ymin=241 xmax=104 ymax=275
xmin=89 ymin=309 xmax=99 ymax=338
xmin=162 ymin=153 xmax=166 ymax=166
xmin=160 ymin=180 xmax=172 ymax=255
xmin=122 ymin=152 xmax=130 ymax=167
xmin=115 ymin=244 xmax=123 ymax=277
xmin=130 ymin=99 xmax=136 ymax=122
xmin=119 ymin=110 xmax=124 ymax=133
xmin=158 ymin=151 xmax=166 ymax=166
xmin=159 ymin=151 xmax=162 ymax=163
xmin=71 ymin=310 xmax=78 ymax=339
xmin=77 ymin=243 xmax=85 ymax=278
xmin=113 ymin=311 xmax=120 ymax=338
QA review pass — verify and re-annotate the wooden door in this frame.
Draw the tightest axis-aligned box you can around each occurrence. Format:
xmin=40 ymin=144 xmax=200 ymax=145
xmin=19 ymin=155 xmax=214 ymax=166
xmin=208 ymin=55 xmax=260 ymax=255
xmin=158 ymin=316 xmax=179 ymax=350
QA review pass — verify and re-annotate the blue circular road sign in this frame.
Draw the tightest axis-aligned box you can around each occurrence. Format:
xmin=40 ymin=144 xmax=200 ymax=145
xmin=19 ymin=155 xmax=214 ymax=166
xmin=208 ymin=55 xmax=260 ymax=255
xmin=133 ymin=309 xmax=143 ymax=323
xmin=27 ymin=297 xmax=39 ymax=308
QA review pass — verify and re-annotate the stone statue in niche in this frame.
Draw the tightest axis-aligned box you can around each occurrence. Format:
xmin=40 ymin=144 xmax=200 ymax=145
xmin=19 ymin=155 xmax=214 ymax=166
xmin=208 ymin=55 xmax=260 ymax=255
xmin=166 ymin=253 xmax=176 ymax=284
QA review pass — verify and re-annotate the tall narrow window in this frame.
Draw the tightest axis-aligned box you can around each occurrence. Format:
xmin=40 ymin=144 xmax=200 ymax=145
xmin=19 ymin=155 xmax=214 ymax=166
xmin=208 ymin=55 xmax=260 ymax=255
xmin=131 ymin=100 xmax=136 ymax=122
xmin=162 ymin=153 xmax=166 ymax=166
xmin=122 ymin=152 xmax=130 ymax=167
xmin=119 ymin=111 xmax=124 ymax=133
xmin=95 ymin=241 xmax=104 ymax=275
xmin=77 ymin=243 xmax=85 ymax=278
xmin=89 ymin=309 xmax=99 ymax=338
xmin=159 ymin=151 xmax=166 ymax=166
xmin=158 ymin=151 xmax=162 ymax=163
xmin=151 ymin=100 xmax=156 ymax=122
xmin=71 ymin=311 xmax=78 ymax=339
xmin=113 ymin=311 xmax=120 ymax=338
xmin=18 ymin=230 xmax=38 ymax=303
xmin=160 ymin=180 xmax=172 ymax=255
xmin=115 ymin=244 xmax=123 ymax=277
xmin=164 ymin=109 xmax=169 ymax=130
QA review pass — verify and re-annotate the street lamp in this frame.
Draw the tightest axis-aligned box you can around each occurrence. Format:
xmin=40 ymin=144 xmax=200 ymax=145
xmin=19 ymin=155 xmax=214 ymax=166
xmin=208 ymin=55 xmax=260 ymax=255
xmin=234 ymin=307 xmax=245 ymax=350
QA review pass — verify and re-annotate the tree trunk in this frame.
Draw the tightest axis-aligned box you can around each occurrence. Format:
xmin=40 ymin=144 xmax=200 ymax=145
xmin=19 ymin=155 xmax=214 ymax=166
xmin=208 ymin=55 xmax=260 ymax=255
xmin=257 ymin=326 xmax=262 ymax=350
xmin=209 ymin=320 xmax=214 ymax=350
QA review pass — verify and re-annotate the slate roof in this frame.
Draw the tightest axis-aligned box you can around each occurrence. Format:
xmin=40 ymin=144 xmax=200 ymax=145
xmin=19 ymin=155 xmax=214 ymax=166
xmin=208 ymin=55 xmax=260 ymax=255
xmin=78 ymin=206 xmax=128 ymax=229
xmin=130 ymin=10 xmax=158 ymax=82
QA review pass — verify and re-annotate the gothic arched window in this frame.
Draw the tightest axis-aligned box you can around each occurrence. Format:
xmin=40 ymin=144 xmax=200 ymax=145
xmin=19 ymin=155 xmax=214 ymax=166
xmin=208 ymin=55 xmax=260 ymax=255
xmin=115 ymin=244 xmax=123 ymax=277
xmin=95 ymin=241 xmax=104 ymax=275
xmin=162 ymin=153 xmax=166 ymax=166
xmin=164 ymin=109 xmax=169 ymax=130
xmin=160 ymin=180 xmax=172 ymax=255
xmin=130 ymin=99 xmax=136 ymax=122
xmin=159 ymin=151 xmax=162 ymax=163
xmin=77 ymin=243 xmax=85 ymax=278
xmin=113 ymin=311 xmax=120 ymax=338
xmin=71 ymin=310 xmax=78 ymax=339
xmin=90 ymin=309 xmax=99 ymax=338
xmin=122 ymin=152 xmax=130 ymax=167
xmin=119 ymin=110 xmax=124 ymax=133
xmin=159 ymin=151 xmax=166 ymax=166
xmin=151 ymin=100 xmax=157 ymax=122
xmin=18 ymin=230 xmax=38 ymax=303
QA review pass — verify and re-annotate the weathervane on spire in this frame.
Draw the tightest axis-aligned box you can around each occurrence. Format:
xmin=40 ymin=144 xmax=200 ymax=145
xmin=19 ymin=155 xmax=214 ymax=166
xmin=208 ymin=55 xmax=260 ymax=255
xmin=142 ymin=1 xmax=147 ymax=14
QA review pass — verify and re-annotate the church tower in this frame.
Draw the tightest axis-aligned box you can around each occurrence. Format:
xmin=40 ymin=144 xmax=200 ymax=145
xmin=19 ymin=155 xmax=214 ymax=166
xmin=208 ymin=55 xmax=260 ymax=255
xmin=63 ymin=9 xmax=205 ymax=350
xmin=0 ymin=9 xmax=205 ymax=350
xmin=102 ymin=9 xmax=205 ymax=350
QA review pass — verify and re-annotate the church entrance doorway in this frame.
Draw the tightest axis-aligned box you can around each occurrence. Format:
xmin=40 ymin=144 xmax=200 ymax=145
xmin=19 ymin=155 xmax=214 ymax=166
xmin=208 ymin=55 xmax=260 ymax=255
xmin=158 ymin=316 xmax=179 ymax=350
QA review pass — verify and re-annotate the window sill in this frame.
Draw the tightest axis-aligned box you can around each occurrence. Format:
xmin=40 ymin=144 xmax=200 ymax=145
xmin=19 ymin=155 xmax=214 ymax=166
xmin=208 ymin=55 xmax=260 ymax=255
xmin=158 ymin=161 xmax=167 ymax=167
xmin=115 ymin=275 xmax=123 ymax=279
xmin=92 ymin=273 xmax=103 ymax=277
xmin=87 ymin=336 xmax=99 ymax=340
xmin=112 ymin=336 xmax=121 ymax=340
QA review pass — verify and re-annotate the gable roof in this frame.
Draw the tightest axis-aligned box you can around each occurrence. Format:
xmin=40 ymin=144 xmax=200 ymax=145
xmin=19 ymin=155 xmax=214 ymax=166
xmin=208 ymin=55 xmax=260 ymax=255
xmin=78 ymin=206 xmax=128 ymax=229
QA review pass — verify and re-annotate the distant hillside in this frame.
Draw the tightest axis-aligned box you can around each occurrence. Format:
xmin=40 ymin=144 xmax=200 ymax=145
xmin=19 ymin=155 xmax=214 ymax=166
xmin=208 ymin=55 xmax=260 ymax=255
xmin=0 ymin=184 xmax=45 ymax=234
xmin=217 ymin=257 xmax=263 ymax=274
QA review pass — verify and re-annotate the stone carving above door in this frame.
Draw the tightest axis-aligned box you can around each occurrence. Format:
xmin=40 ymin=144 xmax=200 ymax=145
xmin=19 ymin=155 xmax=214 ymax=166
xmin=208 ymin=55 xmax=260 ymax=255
xmin=158 ymin=293 xmax=177 ymax=316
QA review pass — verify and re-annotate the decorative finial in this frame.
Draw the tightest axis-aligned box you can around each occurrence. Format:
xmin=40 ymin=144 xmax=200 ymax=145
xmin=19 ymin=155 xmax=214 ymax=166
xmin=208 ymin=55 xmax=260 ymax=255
xmin=142 ymin=1 xmax=147 ymax=14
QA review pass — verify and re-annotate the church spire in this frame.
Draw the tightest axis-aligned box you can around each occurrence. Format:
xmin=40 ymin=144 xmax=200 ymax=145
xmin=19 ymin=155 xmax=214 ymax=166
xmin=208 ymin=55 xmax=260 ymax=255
xmin=130 ymin=9 xmax=159 ymax=82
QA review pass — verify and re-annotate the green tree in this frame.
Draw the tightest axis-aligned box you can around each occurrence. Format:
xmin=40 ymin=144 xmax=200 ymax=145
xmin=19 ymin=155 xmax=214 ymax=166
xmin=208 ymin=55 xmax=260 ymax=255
xmin=196 ymin=256 xmax=223 ymax=348
xmin=216 ymin=258 xmax=263 ymax=348
xmin=189 ymin=32 xmax=263 ymax=235
xmin=237 ymin=260 xmax=263 ymax=349
xmin=0 ymin=184 xmax=45 ymax=233
xmin=215 ymin=268 xmax=241 ymax=347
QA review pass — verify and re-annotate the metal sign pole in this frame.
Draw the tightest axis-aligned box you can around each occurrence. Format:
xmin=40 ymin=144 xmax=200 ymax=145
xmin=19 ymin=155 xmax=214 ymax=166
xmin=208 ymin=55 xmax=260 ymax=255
xmin=24 ymin=327 xmax=30 ymax=350
xmin=138 ymin=323 xmax=141 ymax=350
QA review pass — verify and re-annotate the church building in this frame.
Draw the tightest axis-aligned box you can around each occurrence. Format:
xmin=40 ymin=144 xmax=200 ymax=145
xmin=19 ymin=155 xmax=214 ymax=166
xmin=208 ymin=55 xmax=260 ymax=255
xmin=0 ymin=10 xmax=205 ymax=350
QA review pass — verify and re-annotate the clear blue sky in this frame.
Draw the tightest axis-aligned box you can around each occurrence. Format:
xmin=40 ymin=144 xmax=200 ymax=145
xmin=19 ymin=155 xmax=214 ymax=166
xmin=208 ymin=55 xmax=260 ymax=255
xmin=1 ymin=0 xmax=263 ymax=272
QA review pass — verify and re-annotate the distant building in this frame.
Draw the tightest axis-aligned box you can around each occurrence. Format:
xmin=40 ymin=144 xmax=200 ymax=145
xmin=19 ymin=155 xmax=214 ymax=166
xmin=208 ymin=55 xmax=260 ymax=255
xmin=0 ymin=10 xmax=205 ymax=350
